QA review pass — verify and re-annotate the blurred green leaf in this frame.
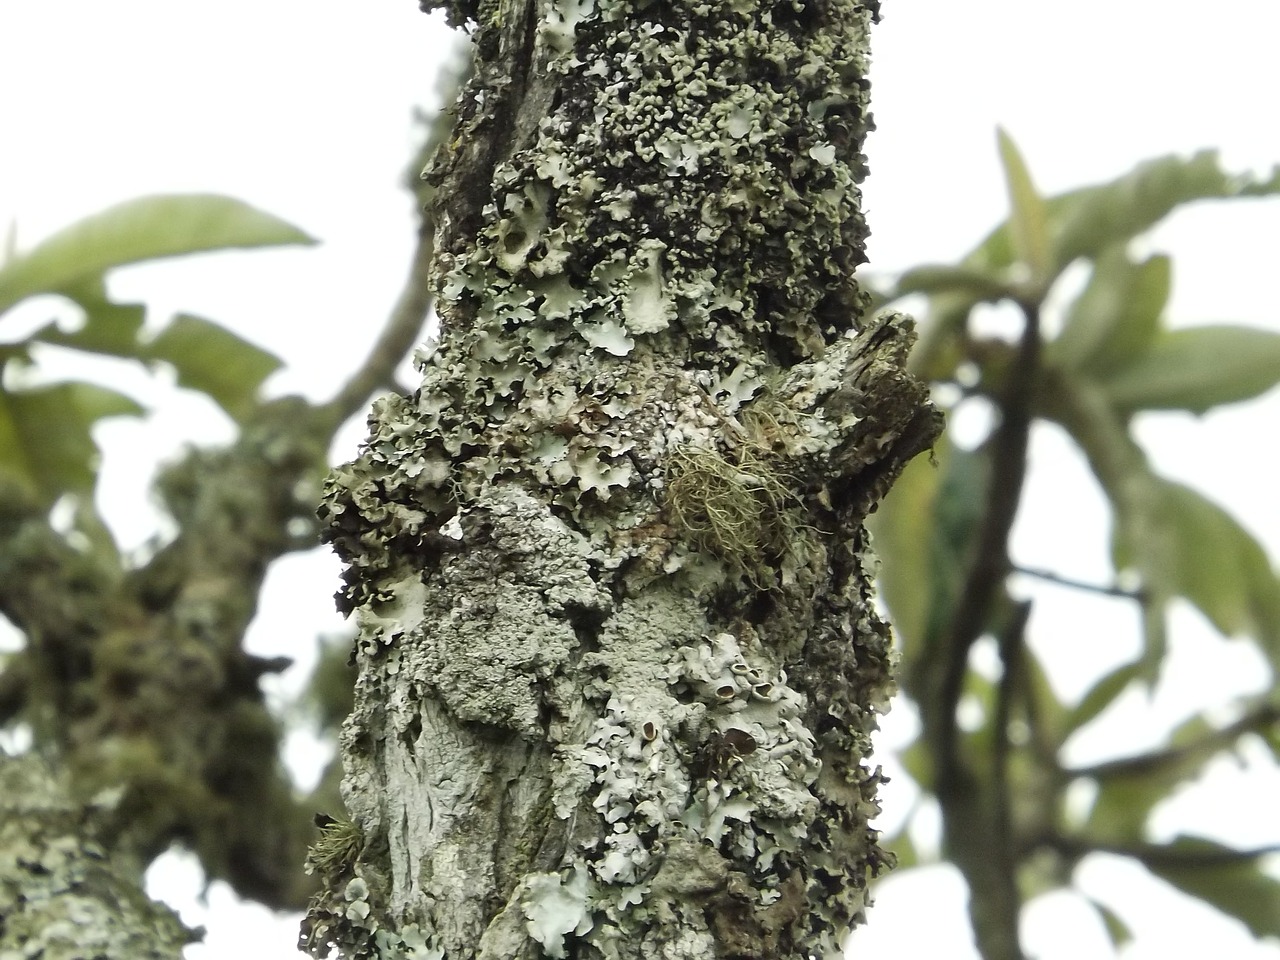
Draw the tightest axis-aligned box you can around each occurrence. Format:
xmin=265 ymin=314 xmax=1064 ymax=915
xmin=1084 ymin=773 xmax=1166 ymax=843
xmin=996 ymin=129 xmax=1051 ymax=288
xmin=899 ymin=736 xmax=934 ymax=794
xmin=937 ymin=152 xmax=1277 ymax=295
xmin=0 ymin=194 xmax=316 ymax=315
xmin=1099 ymin=325 xmax=1280 ymax=414
xmin=869 ymin=439 xmax=946 ymax=653
xmin=1146 ymin=837 xmax=1280 ymax=938
xmin=0 ymin=383 xmax=144 ymax=507
xmin=872 ymin=434 xmax=992 ymax=664
xmin=896 ymin=265 xmax=1014 ymax=302
xmin=1023 ymin=646 xmax=1070 ymax=748
xmin=1113 ymin=478 xmax=1280 ymax=656
xmin=1049 ymin=250 xmax=1169 ymax=374
xmin=148 ymin=313 xmax=282 ymax=423
xmin=32 ymin=279 xmax=147 ymax=358
xmin=1083 ymin=713 xmax=1225 ymax=843
xmin=1087 ymin=899 xmax=1134 ymax=949
xmin=1064 ymin=659 xmax=1144 ymax=738
xmin=1050 ymin=151 xmax=1273 ymax=269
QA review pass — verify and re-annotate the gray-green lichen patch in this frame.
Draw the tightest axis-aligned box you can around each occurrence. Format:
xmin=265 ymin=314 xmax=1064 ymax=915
xmin=0 ymin=755 xmax=195 ymax=960
xmin=309 ymin=0 xmax=933 ymax=957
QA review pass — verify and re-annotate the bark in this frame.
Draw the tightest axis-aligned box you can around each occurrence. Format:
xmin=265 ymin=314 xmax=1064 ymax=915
xmin=0 ymin=754 xmax=194 ymax=959
xmin=0 ymin=400 xmax=331 ymax=912
xmin=306 ymin=1 xmax=938 ymax=957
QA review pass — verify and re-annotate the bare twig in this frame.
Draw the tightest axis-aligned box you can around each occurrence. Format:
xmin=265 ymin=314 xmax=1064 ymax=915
xmin=1047 ymin=833 xmax=1280 ymax=869
xmin=319 ymin=223 xmax=436 ymax=430
xmin=1012 ymin=564 xmax=1144 ymax=600
xmin=1068 ymin=703 xmax=1280 ymax=782
xmin=993 ymin=600 xmax=1032 ymax=861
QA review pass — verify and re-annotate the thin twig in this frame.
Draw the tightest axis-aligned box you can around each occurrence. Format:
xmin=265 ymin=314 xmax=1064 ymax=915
xmin=993 ymin=600 xmax=1032 ymax=845
xmin=934 ymin=302 xmax=1041 ymax=777
xmin=318 ymin=222 xmax=436 ymax=430
xmin=1068 ymin=703 xmax=1280 ymax=782
xmin=1012 ymin=564 xmax=1143 ymax=600
xmin=1047 ymin=833 xmax=1280 ymax=869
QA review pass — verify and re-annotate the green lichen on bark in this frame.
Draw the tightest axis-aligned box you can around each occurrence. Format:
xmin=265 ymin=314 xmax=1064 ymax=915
xmin=0 ymin=755 xmax=196 ymax=960
xmin=309 ymin=0 xmax=936 ymax=957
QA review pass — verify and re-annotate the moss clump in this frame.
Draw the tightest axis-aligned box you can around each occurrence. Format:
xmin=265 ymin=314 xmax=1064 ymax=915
xmin=664 ymin=441 xmax=800 ymax=585
xmin=305 ymin=815 xmax=364 ymax=883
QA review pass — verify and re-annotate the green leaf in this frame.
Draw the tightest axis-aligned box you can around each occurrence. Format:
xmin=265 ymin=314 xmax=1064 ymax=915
xmin=1146 ymin=837 xmax=1280 ymax=938
xmin=996 ymin=128 xmax=1051 ymax=289
xmin=895 ymin=265 xmax=1014 ymax=302
xmin=1053 ymin=151 xmax=1279 ymax=271
xmin=0 ymin=194 xmax=316 ymax=314
xmin=1049 ymin=250 xmax=1169 ymax=374
xmin=1099 ymin=325 xmax=1280 ymax=414
xmin=946 ymin=152 xmax=1278 ymax=292
xmin=1113 ymin=477 xmax=1280 ymax=656
xmin=1082 ymin=714 xmax=1217 ymax=844
xmin=1087 ymin=899 xmax=1133 ymax=949
xmin=147 ymin=313 xmax=282 ymax=422
xmin=0 ymin=383 xmax=144 ymax=507
xmin=871 ymin=434 xmax=992 ymax=666
xmin=869 ymin=439 xmax=946 ymax=654
xmin=1064 ymin=659 xmax=1143 ymax=737
xmin=31 ymin=279 xmax=147 ymax=358
xmin=1023 ymin=645 xmax=1071 ymax=747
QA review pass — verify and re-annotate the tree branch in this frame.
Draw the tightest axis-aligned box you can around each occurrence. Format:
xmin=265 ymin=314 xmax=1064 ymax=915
xmin=920 ymin=301 xmax=1042 ymax=960
xmin=1012 ymin=564 xmax=1144 ymax=600
xmin=1046 ymin=832 xmax=1280 ymax=869
xmin=1068 ymin=703 xmax=1280 ymax=783
xmin=318 ymin=222 xmax=436 ymax=430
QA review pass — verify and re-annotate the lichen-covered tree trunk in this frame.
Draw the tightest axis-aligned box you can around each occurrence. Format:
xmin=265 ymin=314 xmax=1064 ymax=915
xmin=305 ymin=0 xmax=938 ymax=957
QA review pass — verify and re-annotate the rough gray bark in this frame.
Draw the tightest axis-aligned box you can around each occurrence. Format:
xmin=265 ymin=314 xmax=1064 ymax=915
xmin=0 ymin=754 xmax=194 ymax=959
xmin=0 ymin=402 xmax=329 ymax=914
xmin=306 ymin=1 xmax=939 ymax=957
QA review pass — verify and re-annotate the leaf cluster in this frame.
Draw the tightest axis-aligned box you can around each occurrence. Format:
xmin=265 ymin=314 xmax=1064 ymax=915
xmin=0 ymin=194 xmax=313 ymax=511
xmin=870 ymin=136 xmax=1280 ymax=955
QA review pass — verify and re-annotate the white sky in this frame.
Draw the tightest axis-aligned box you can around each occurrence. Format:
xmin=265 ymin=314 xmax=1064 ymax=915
xmin=2 ymin=1 xmax=1279 ymax=958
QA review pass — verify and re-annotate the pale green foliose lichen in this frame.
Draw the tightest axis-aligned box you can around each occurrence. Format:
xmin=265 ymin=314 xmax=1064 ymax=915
xmin=312 ymin=0 xmax=913 ymax=956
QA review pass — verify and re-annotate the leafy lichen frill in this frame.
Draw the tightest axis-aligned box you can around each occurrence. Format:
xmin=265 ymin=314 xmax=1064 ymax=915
xmin=309 ymin=0 xmax=935 ymax=957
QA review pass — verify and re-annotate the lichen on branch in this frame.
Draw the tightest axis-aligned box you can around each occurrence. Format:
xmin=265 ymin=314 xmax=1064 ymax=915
xmin=308 ymin=0 xmax=936 ymax=957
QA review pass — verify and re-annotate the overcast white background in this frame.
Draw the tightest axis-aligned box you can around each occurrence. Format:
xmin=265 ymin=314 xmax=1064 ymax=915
xmin=2 ymin=2 xmax=1279 ymax=958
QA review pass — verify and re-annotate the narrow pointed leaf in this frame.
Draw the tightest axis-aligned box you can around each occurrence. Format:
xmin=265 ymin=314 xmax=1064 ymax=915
xmin=0 ymin=194 xmax=316 ymax=314
xmin=996 ymin=128 xmax=1051 ymax=286
xmin=1088 ymin=899 xmax=1133 ymax=949
xmin=1100 ymin=325 xmax=1280 ymax=414
xmin=1064 ymin=659 xmax=1143 ymax=737
xmin=147 ymin=313 xmax=282 ymax=422
xmin=1049 ymin=250 xmax=1169 ymax=374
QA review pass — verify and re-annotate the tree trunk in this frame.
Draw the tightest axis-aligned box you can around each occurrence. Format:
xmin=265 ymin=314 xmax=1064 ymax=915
xmin=306 ymin=1 xmax=938 ymax=957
